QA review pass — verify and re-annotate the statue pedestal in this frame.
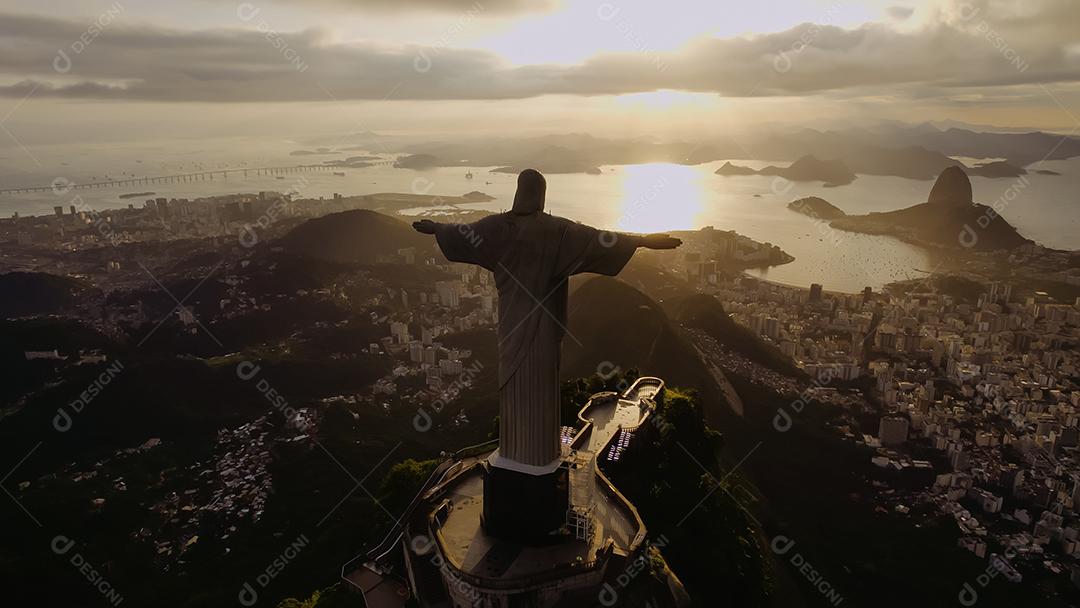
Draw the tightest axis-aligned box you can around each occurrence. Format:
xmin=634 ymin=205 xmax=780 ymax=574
xmin=481 ymin=458 xmax=568 ymax=543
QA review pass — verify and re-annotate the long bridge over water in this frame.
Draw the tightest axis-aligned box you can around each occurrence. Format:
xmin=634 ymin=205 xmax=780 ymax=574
xmin=0 ymin=160 xmax=397 ymax=195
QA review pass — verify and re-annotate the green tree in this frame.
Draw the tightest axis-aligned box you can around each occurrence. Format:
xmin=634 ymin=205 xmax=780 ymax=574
xmin=379 ymin=458 xmax=438 ymax=512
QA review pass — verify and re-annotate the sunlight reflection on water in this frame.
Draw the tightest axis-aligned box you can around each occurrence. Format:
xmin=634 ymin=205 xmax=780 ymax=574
xmin=11 ymin=144 xmax=1078 ymax=292
xmin=612 ymin=163 xmax=705 ymax=233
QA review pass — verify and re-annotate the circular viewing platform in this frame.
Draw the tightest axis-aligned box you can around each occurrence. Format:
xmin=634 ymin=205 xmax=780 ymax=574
xmin=403 ymin=377 xmax=665 ymax=607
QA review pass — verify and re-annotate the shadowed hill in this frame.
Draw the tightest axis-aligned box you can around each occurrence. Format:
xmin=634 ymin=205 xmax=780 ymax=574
xmin=758 ymin=154 xmax=855 ymax=185
xmin=0 ymin=271 xmax=98 ymax=318
xmin=675 ymin=293 xmax=802 ymax=377
xmin=571 ymin=256 xmax=698 ymax=317
xmin=278 ymin=209 xmax=435 ymax=264
xmin=562 ymin=276 xmax=719 ymax=400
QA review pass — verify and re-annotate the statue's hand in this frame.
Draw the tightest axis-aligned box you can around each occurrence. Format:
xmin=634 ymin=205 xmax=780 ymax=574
xmin=412 ymin=220 xmax=438 ymax=235
xmin=641 ymin=234 xmax=682 ymax=250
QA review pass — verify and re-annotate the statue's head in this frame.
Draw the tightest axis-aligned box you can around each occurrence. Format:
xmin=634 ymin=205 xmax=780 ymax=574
xmin=512 ymin=169 xmax=546 ymax=214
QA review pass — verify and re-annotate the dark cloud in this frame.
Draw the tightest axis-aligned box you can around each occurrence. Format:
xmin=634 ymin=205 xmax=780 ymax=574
xmin=248 ymin=0 xmax=556 ymax=15
xmin=1 ymin=2 xmax=1078 ymax=103
xmin=886 ymin=6 xmax=915 ymax=20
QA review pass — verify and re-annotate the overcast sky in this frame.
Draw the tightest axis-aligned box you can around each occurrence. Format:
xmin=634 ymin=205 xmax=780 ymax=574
xmin=1 ymin=0 xmax=1078 ymax=147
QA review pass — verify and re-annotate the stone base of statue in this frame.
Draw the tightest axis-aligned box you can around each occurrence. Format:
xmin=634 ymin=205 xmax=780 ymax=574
xmin=378 ymin=378 xmax=674 ymax=608
xmin=481 ymin=453 xmax=568 ymax=543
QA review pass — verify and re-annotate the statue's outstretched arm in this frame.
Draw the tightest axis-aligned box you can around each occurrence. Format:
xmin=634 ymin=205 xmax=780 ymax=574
xmin=412 ymin=219 xmax=440 ymax=235
xmin=625 ymin=232 xmax=682 ymax=250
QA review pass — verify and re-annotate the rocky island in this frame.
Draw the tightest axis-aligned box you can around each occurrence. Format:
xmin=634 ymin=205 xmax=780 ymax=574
xmin=966 ymin=160 xmax=1027 ymax=177
xmin=715 ymin=155 xmax=856 ymax=186
xmin=491 ymin=164 xmax=602 ymax=175
xmin=829 ymin=166 xmax=1030 ymax=250
xmin=392 ymin=153 xmax=441 ymax=169
xmin=714 ymin=161 xmax=758 ymax=176
xmin=323 ymin=155 xmax=382 ymax=168
xmin=787 ymin=196 xmax=846 ymax=220
xmin=289 ymin=148 xmax=336 ymax=156
xmin=461 ymin=190 xmax=494 ymax=201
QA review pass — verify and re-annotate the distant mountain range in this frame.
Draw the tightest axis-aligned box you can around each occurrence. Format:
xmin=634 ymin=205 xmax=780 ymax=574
xmin=386 ymin=124 xmax=1076 ymax=180
xmin=755 ymin=123 xmax=1080 ymax=167
xmin=869 ymin=124 xmax=1080 ymax=166
xmin=716 ymin=155 xmax=856 ymax=185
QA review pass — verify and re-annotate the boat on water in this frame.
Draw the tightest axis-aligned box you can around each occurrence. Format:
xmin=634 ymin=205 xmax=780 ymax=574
xmin=333 ymin=171 xmax=346 ymax=176
xmin=465 ymin=171 xmax=473 ymax=179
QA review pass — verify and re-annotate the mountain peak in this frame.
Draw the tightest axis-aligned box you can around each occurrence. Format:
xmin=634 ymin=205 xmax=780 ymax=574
xmin=927 ymin=166 xmax=973 ymax=206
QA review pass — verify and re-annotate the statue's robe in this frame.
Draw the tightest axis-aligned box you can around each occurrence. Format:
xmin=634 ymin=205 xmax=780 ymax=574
xmin=434 ymin=212 xmax=637 ymax=468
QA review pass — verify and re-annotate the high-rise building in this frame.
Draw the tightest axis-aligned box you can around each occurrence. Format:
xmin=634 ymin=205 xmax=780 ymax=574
xmin=764 ymin=317 xmax=781 ymax=340
xmin=390 ymin=321 xmax=409 ymax=344
xmin=436 ymin=281 xmax=461 ymax=308
xmin=987 ymin=282 xmax=1012 ymax=304
xmin=439 ymin=359 xmax=463 ymax=376
xmin=901 ymin=330 xmax=920 ymax=353
xmin=879 ymin=415 xmax=909 ymax=446
xmin=877 ymin=326 xmax=897 ymax=351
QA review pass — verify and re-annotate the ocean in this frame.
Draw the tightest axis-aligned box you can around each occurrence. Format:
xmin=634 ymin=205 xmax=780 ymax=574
xmin=1 ymin=138 xmax=1077 ymax=292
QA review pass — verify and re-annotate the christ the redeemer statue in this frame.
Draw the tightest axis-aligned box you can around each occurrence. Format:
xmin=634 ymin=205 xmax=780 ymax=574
xmin=413 ymin=169 xmax=679 ymax=539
